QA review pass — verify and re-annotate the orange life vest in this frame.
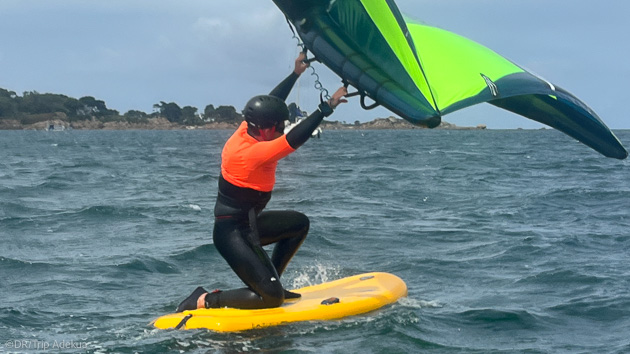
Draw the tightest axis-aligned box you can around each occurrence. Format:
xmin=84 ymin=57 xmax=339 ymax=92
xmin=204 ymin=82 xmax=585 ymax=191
xmin=220 ymin=122 xmax=295 ymax=192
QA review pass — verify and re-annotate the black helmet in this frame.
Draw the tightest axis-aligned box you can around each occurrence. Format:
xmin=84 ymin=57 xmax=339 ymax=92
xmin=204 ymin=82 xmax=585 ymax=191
xmin=243 ymin=95 xmax=289 ymax=129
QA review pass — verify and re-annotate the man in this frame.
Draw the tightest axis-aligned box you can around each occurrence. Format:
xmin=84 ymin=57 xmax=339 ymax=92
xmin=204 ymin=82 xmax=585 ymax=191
xmin=177 ymin=53 xmax=347 ymax=311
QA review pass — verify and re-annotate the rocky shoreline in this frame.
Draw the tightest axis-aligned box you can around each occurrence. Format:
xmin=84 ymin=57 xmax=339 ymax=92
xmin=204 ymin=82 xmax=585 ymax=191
xmin=323 ymin=117 xmax=486 ymax=130
xmin=0 ymin=116 xmax=486 ymax=131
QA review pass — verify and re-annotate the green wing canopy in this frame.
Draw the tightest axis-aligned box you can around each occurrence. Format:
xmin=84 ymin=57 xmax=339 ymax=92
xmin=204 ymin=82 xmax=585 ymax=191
xmin=272 ymin=0 xmax=627 ymax=159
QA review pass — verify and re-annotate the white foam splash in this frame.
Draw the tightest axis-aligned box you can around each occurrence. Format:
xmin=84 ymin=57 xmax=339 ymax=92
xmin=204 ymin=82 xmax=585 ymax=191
xmin=288 ymin=263 xmax=342 ymax=289
xmin=398 ymin=297 xmax=443 ymax=309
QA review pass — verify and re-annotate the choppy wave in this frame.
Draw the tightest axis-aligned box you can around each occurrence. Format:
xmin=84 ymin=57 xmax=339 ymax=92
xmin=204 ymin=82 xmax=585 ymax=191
xmin=453 ymin=308 xmax=544 ymax=330
xmin=0 ymin=256 xmax=57 ymax=271
xmin=170 ymin=244 xmax=217 ymax=262
xmin=112 ymin=256 xmax=180 ymax=275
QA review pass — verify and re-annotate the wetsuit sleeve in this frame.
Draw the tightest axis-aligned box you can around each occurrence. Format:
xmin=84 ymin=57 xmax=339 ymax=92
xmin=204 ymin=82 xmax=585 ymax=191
xmin=285 ymin=102 xmax=333 ymax=149
xmin=269 ymin=72 xmax=299 ymax=101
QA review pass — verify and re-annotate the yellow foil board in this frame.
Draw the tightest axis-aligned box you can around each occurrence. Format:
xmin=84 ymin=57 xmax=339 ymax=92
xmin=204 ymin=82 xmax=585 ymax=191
xmin=152 ymin=272 xmax=407 ymax=332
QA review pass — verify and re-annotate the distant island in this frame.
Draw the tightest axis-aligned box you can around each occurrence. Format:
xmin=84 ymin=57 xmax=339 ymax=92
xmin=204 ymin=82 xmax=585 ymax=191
xmin=0 ymin=87 xmax=485 ymax=131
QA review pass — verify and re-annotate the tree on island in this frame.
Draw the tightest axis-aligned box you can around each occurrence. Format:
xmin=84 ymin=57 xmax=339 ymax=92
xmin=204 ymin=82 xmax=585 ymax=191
xmin=77 ymin=96 xmax=119 ymax=118
xmin=0 ymin=88 xmax=18 ymax=117
xmin=153 ymin=101 xmax=205 ymax=126
xmin=203 ymin=104 xmax=242 ymax=123
xmin=153 ymin=101 xmax=182 ymax=123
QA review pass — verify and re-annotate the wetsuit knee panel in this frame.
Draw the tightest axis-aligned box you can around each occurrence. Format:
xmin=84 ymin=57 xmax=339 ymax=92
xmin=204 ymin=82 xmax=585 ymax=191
xmin=257 ymin=278 xmax=284 ymax=308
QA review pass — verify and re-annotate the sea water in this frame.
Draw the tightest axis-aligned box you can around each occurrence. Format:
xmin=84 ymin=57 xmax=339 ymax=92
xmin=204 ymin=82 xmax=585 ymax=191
xmin=1 ymin=129 xmax=629 ymax=353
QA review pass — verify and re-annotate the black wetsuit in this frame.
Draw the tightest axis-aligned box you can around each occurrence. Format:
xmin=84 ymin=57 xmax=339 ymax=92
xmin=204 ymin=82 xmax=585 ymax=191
xmin=206 ymin=73 xmax=333 ymax=309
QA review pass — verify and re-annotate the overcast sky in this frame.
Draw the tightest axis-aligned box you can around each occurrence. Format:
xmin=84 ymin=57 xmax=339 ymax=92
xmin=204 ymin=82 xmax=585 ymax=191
xmin=1 ymin=0 xmax=627 ymax=129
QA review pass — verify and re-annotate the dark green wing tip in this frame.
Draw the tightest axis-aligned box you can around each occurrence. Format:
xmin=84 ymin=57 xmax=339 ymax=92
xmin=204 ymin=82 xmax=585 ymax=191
xmin=611 ymin=148 xmax=628 ymax=160
xmin=424 ymin=116 xmax=442 ymax=129
xmin=408 ymin=115 xmax=441 ymax=129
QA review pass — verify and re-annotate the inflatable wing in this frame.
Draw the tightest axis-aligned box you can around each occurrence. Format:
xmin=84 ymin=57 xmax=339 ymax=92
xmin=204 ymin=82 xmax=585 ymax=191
xmin=272 ymin=0 xmax=627 ymax=159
